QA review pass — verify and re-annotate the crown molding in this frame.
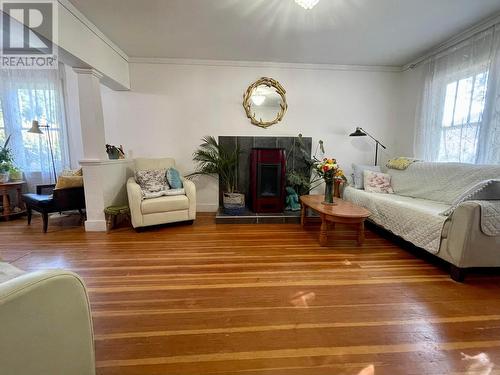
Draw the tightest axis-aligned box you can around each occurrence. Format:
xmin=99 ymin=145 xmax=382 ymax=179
xmin=403 ymin=11 xmax=500 ymax=71
xmin=73 ymin=68 xmax=104 ymax=79
xmin=128 ymin=57 xmax=403 ymax=73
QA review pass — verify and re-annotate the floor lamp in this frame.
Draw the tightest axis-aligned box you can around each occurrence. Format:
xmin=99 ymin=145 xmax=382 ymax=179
xmin=28 ymin=120 xmax=57 ymax=183
xmin=349 ymin=127 xmax=387 ymax=166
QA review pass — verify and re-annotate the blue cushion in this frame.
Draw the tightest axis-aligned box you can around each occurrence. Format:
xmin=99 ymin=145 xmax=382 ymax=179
xmin=166 ymin=168 xmax=183 ymax=189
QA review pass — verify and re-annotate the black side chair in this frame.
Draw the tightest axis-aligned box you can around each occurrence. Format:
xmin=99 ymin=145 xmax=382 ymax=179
xmin=23 ymin=184 xmax=86 ymax=233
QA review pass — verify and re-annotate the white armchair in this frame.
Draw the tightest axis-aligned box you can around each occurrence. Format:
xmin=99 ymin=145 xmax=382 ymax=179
xmin=127 ymin=157 xmax=196 ymax=229
xmin=0 ymin=263 xmax=95 ymax=375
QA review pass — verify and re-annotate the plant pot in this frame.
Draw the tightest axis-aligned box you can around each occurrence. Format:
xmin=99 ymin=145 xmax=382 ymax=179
xmin=223 ymin=192 xmax=245 ymax=214
xmin=9 ymin=170 xmax=22 ymax=181
xmin=0 ymin=171 xmax=10 ymax=183
xmin=107 ymin=150 xmax=120 ymax=160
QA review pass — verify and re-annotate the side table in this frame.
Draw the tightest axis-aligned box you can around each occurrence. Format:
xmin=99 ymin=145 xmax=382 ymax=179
xmin=0 ymin=181 xmax=27 ymax=221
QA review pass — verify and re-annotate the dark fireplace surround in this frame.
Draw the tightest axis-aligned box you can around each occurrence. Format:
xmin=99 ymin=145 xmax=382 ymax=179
xmin=217 ymin=136 xmax=312 ymax=222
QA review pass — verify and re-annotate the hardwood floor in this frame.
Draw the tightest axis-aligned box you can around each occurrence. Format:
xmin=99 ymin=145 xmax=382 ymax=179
xmin=1 ymin=213 xmax=500 ymax=375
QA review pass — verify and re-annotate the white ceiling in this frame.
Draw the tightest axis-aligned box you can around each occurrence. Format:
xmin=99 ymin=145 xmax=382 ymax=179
xmin=68 ymin=0 xmax=500 ymax=67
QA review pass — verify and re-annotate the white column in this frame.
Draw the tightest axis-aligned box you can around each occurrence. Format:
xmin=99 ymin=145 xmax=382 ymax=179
xmin=73 ymin=68 xmax=108 ymax=231
xmin=73 ymin=68 xmax=108 ymax=160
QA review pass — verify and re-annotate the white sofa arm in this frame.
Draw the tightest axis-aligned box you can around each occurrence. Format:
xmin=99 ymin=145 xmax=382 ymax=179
xmin=0 ymin=270 xmax=95 ymax=375
xmin=127 ymin=177 xmax=144 ymax=228
xmin=183 ymin=178 xmax=197 ymax=220
xmin=444 ymin=201 xmax=499 ymax=268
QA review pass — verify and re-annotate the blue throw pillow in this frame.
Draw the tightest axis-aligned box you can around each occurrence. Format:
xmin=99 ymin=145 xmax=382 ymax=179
xmin=166 ymin=168 xmax=183 ymax=189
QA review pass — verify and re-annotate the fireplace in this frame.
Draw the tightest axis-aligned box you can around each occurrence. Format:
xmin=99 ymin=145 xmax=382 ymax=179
xmin=216 ymin=136 xmax=312 ymax=223
xmin=250 ymin=148 xmax=286 ymax=213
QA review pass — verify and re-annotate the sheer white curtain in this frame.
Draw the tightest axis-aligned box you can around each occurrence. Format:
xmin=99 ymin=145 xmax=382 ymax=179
xmin=0 ymin=67 xmax=69 ymax=190
xmin=414 ymin=24 xmax=500 ymax=164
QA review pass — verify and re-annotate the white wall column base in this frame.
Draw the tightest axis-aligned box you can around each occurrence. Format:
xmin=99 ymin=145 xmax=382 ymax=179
xmin=81 ymin=159 xmax=134 ymax=232
xmin=84 ymin=220 xmax=107 ymax=232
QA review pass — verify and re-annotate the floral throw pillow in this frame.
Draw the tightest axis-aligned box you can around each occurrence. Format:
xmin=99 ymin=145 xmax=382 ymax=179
xmin=363 ymin=170 xmax=394 ymax=194
xmin=135 ymin=168 xmax=169 ymax=193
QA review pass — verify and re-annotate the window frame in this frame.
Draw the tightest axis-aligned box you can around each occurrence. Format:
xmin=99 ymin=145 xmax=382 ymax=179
xmin=438 ymin=68 xmax=489 ymax=163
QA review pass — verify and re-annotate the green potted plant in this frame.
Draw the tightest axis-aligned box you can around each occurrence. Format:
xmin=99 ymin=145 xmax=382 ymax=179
xmin=8 ymin=166 xmax=23 ymax=181
xmin=188 ymin=136 xmax=243 ymax=213
xmin=0 ymin=135 xmax=14 ymax=183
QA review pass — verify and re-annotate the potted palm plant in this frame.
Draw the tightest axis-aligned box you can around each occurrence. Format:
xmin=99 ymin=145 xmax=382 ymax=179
xmin=0 ymin=135 xmax=14 ymax=183
xmin=188 ymin=136 xmax=244 ymax=213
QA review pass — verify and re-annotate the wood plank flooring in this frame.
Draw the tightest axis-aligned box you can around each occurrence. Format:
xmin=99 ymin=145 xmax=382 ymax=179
xmin=1 ymin=213 xmax=500 ymax=375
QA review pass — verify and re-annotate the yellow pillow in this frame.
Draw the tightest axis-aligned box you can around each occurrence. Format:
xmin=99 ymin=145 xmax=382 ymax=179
xmin=386 ymin=157 xmax=417 ymax=170
xmin=54 ymin=176 xmax=84 ymax=190
xmin=60 ymin=168 xmax=83 ymax=177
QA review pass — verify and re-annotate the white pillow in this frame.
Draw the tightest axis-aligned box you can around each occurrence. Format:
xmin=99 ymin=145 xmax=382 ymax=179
xmin=364 ymin=170 xmax=394 ymax=194
xmin=352 ymin=164 xmax=381 ymax=189
xmin=165 ymin=188 xmax=186 ymax=196
xmin=142 ymin=188 xmax=186 ymax=200
xmin=135 ymin=168 xmax=169 ymax=193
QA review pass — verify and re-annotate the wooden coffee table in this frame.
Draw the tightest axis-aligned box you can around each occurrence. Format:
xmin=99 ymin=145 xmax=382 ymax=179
xmin=300 ymin=195 xmax=371 ymax=246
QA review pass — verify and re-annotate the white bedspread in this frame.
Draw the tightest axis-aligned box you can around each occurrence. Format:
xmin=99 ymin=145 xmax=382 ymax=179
xmin=344 ymin=187 xmax=449 ymax=254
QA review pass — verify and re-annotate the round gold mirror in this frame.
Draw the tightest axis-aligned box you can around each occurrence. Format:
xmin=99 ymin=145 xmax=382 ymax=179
xmin=243 ymin=77 xmax=287 ymax=129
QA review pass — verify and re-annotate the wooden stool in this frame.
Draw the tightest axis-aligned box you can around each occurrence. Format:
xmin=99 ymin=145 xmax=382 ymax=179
xmin=104 ymin=205 xmax=130 ymax=232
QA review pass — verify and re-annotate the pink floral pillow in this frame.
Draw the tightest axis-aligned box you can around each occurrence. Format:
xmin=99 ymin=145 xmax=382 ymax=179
xmin=363 ymin=170 xmax=394 ymax=194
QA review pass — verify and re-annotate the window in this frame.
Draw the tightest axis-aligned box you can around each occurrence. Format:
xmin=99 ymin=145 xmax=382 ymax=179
xmin=0 ymin=68 xmax=69 ymax=189
xmin=0 ymin=104 xmax=5 ymax=146
xmin=438 ymin=71 xmax=488 ymax=163
xmin=17 ymin=87 xmax=66 ymax=177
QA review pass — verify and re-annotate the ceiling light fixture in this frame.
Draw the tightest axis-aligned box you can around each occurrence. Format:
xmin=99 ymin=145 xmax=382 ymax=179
xmin=294 ymin=0 xmax=320 ymax=10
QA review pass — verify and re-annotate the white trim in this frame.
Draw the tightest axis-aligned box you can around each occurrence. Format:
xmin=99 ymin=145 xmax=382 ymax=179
xmin=57 ymin=0 xmax=129 ymax=62
xmin=79 ymin=159 xmax=132 ymax=166
xmin=128 ymin=57 xmax=403 ymax=73
xmin=403 ymin=12 xmax=500 ymax=71
xmin=196 ymin=203 xmax=219 ymax=213
xmin=84 ymin=219 xmax=107 ymax=232
xmin=73 ymin=68 xmax=104 ymax=79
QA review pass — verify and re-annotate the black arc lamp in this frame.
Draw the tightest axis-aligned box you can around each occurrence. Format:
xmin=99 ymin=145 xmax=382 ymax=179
xmin=349 ymin=127 xmax=387 ymax=166
xmin=28 ymin=120 xmax=57 ymax=183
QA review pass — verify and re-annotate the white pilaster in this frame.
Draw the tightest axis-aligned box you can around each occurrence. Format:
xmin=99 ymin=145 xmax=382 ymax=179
xmin=73 ymin=68 xmax=108 ymax=160
xmin=73 ymin=68 xmax=108 ymax=231
xmin=79 ymin=159 xmax=134 ymax=232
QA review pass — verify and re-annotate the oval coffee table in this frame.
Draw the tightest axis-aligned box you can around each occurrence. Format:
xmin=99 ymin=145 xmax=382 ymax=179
xmin=300 ymin=195 xmax=371 ymax=246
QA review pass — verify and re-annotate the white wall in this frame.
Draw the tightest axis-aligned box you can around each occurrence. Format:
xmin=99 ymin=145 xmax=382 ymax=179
xmin=101 ymin=61 xmax=412 ymax=212
xmin=396 ymin=64 xmax=426 ymax=156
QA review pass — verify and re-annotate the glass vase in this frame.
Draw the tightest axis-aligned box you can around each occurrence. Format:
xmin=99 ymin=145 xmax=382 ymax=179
xmin=323 ymin=179 xmax=335 ymax=205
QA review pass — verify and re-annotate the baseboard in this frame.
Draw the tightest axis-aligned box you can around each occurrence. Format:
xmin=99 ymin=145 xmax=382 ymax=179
xmin=197 ymin=203 xmax=219 ymax=213
xmin=84 ymin=219 xmax=107 ymax=232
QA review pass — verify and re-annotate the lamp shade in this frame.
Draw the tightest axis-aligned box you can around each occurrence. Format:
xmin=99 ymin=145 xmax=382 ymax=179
xmin=349 ymin=127 xmax=367 ymax=137
xmin=28 ymin=120 xmax=44 ymax=134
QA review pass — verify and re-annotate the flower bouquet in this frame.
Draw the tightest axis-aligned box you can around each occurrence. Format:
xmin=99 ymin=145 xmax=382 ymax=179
xmin=313 ymin=158 xmax=345 ymax=205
